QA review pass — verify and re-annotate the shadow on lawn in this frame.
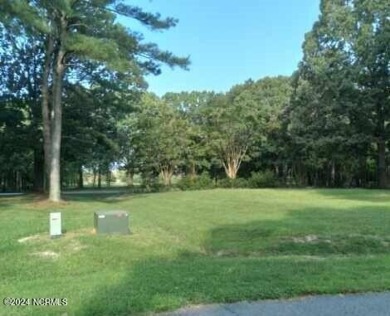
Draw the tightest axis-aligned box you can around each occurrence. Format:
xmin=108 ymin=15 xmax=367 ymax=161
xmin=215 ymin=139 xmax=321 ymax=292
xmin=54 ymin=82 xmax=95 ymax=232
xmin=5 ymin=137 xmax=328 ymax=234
xmin=205 ymin=208 xmax=390 ymax=257
xmin=314 ymin=188 xmax=390 ymax=203
xmin=61 ymin=192 xmax=157 ymax=204
xmin=0 ymin=193 xmax=133 ymax=211
xmin=76 ymin=205 xmax=390 ymax=315
xmin=0 ymin=199 xmax=11 ymax=209
xmin=0 ymin=194 xmax=38 ymax=209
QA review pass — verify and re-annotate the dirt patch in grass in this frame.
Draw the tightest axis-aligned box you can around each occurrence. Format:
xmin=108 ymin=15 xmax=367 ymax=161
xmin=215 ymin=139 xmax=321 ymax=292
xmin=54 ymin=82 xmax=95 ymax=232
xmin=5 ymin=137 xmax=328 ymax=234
xmin=273 ymin=234 xmax=390 ymax=255
xmin=24 ymin=235 xmax=89 ymax=260
xmin=207 ymin=232 xmax=390 ymax=257
xmin=18 ymin=228 xmax=95 ymax=244
xmin=31 ymin=250 xmax=60 ymax=259
xmin=28 ymin=199 xmax=70 ymax=209
xmin=291 ymin=235 xmax=331 ymax=243
xmin=18 ymin=229 xmax=93 ymax=257
xmin=66 ymin=239 xmax=88 ymax=252
xmin=18 ymin=234 xmax=43 ymax=243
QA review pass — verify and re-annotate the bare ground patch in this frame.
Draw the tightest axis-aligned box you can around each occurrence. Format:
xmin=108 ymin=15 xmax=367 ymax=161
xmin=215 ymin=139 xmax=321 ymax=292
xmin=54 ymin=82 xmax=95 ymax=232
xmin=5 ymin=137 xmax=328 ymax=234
xmin=18 ymin=229 xmax=93 ymax=258
xmin=18 ymin=228 xmax=95 ymax=244
xmin=31 ymin=250 xmax=60 ymax=259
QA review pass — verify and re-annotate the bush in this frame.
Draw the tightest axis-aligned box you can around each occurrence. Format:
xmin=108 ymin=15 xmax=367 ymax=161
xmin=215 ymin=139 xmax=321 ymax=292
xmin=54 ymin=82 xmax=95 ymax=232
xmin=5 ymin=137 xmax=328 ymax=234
xmin=177 ymin=172 xmax=215 ymax=191
xmin=139 ymin=174 xmax=167 ymax=192
xmin=247 ymin=170 xmax=277 ymax=188
xmin=217 ymin=177 xmax=248 ymax=188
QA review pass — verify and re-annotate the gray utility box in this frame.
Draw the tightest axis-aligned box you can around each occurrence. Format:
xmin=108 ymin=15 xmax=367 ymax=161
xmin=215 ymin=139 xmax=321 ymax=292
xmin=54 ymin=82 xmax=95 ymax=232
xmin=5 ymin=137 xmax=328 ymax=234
xmin=94 ymin=211 xmax=130 ymax=235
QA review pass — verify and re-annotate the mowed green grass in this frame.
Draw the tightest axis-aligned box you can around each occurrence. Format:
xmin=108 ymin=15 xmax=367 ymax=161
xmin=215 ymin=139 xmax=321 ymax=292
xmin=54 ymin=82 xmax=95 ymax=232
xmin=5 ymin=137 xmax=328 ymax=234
xmin=1 ymin=189 xmax=390 ymax=315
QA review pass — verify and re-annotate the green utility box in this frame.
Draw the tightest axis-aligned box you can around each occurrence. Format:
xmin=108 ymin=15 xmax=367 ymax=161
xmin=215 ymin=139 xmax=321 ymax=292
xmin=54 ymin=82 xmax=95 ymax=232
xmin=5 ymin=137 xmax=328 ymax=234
xmin=94 ymin=211 xmax=130 ymax=235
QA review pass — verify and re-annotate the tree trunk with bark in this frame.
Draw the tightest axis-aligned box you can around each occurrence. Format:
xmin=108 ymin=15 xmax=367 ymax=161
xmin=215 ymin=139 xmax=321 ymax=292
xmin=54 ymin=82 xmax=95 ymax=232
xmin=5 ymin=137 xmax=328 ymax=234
xmin=188 ymin=163 xmax=196 ymax=179
xmin=377 ymin=138 xmax=387 ymax=188
xmin=160 ymin=166 xmax=174 ymax=186
xmin=49 ymin=15 xmax=66 ymax=202
xmin=93 ymin=168 xmax=97 ymax=187
xmin=78 ymin=165 xmax=83 ymax=189
xmin=222 ymin=155 xmax=241 ymax=179
xmin=126 ymin=170 xmax=134 ymax=186
xmin=41 ymin=35 xmax=53 ymax=193
xmin=98 ymin=167 xmax=102 ymax=189
xmin=33 ymin=149 xmax=44 ymax=192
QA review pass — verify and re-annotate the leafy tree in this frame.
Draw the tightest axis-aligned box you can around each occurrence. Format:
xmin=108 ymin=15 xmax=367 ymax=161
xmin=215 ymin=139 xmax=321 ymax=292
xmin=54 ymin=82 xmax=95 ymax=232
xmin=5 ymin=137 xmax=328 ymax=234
xmin=1 ymin=0 xmax=189 ymax=200
xmin=163 ymin=91 xmax=215 ymax=177
xmin=61 ymin=82 xmax=131 ymax=189
xmin=0 ymin=25 xmax=44 ymax=191
xmin=127 ymin=93 xmax=190 ymax=186
xmin=238 ymin=76 xmax=292 ymax=179
xmin=289 ymin=0 xmax=389 ymax=187
xmin=204 ymin=82 xmax=266 ymax=179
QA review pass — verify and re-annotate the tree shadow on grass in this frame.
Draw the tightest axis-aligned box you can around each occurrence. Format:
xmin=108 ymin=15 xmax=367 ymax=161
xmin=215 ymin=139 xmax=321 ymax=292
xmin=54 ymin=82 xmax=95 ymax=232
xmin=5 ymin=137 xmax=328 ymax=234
xmin=0 ymin=199 xmax=11 ymax=209
xmin=314 ymin=188 xmax=390 ymax=203
xmin=61 ymin=191 xmax=159 ymax=204
xmin=74 ymin=205 xmax=390 ymax=315
xmin=0 ymin=189 xmax=156 ymax=207
xmin=0 ymin=194 xmax=41 ymax=209
xmin=205 ymin=208 xmax=390 ymax=257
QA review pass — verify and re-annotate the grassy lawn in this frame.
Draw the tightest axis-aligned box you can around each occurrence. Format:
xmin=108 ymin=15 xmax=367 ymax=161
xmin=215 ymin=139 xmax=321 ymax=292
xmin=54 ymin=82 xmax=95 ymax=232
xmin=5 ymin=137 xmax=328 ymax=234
xmin=1 ymin=189 xmax=390 ymax=315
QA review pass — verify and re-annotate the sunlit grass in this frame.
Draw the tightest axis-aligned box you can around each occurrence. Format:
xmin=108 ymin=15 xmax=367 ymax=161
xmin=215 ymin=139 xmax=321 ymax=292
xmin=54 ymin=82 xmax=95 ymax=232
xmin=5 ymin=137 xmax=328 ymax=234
xmin=1 ymin=189 xmax=390 ymax=315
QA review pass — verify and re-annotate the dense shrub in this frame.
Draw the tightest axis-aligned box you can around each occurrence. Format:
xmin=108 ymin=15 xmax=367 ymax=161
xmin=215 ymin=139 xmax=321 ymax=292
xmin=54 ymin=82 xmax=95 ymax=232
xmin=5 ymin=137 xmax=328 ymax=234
xmin=247 ymin=170 xmax=277 ymax=188
xmin=217 ymin=177 xmax=248 ymax=188
xmin=140 ymin=175 xmax=171 ymax=192
xmin=177 ymin=172 xmax=215 ymax=191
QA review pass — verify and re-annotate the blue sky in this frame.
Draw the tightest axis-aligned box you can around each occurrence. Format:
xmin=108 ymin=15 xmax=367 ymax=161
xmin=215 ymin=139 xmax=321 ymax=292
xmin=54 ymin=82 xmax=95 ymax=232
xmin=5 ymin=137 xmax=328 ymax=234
xmin=127 ymin=0 xmax=320 ymax=96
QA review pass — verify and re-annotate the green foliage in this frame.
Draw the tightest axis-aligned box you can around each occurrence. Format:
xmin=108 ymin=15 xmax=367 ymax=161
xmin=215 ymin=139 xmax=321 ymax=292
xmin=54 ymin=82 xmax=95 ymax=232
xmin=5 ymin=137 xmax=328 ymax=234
xmin=287 ymin=0 xmax=390 ymax=188
xmin=204 ymin=90 xmax=259 ymax=179
xmin=163 ymin=91 xmax=215 ymax=175
xmin=140 ymin=180 xmax=170 ymax=193
xmin=0 ymin=0 xmax=189 ymax=195
xmin=1 ymin=0 xmax=389 ymax=195
xmin=119 ymin=93 xmax=191 ymax=186
xmin=247 ymin=171 xmax=278 ymax=188
xmin=177 ymin=172 xmax=215 ymax=191
xmin=217 ymin=177 xmax=249 ymax=189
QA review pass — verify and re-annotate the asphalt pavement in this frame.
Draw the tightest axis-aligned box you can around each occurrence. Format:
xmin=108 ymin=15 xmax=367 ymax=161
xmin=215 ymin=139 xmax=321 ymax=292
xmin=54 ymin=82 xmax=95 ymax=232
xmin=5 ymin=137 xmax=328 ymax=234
xmin=160 ymin=292 xmax=390 ymax=316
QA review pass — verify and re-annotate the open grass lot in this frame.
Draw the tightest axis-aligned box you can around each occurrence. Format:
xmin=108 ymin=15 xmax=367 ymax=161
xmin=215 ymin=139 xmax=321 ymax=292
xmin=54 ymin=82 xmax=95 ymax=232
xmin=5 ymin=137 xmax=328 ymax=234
xmin=1 ymin=189 xmax=390 ymax=315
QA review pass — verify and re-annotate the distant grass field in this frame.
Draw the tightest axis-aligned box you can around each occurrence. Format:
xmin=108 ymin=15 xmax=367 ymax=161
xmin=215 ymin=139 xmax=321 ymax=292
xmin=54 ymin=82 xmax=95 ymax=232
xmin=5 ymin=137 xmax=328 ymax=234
xmin=1 ymin=189 xmax=390 ymax=315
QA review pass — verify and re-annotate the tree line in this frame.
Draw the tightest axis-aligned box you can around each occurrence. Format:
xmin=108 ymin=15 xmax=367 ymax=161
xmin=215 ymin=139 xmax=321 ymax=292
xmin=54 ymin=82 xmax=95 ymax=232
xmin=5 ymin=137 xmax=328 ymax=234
xmin=0 ymin=0 xmax=389 ymax=197
xmin=0 ymin=0 xmax=188 ymax=200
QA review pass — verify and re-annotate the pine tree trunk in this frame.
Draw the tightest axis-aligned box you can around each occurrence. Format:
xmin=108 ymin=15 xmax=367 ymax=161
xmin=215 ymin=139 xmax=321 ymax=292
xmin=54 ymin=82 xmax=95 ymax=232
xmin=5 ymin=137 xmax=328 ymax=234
xmin=49 ymin=17 xmax=66 ymax=202
xmin=41 ymin=35 xmax=53 ymax=193
xmin=49 ymin=66 xmax=64 ymax=201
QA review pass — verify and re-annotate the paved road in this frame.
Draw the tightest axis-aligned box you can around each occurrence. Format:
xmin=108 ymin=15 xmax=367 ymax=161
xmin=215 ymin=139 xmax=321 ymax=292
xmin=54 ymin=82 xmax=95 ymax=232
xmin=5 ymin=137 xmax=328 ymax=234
xmin=0 ymin=193 xmax=24 ymax=196
xmin=62 ymin=189 xmax=127 ymax=195
xmin=161 ymin=292 xmax=390 ymax=316
xmin=0 ymin=190 xmax=128 ymax=196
